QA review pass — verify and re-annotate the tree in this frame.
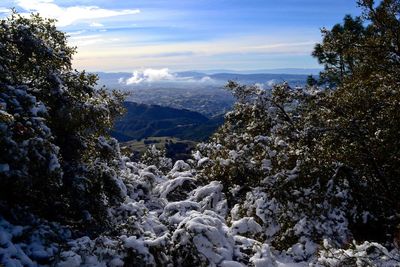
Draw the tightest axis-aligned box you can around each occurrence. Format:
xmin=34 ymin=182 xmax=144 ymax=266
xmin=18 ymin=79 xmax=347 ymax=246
xmin=310 ymin=0 xmax=400 ymax=241
xmin=312 ymin=15 xmax=366 ymax=86
xmin=0 ymin=12 xmax=126 ymax=229
xmin=199 ymin=0 xmax=400 ymax=247
xmin=313 ymin=0 xmax=400 ymax=86
xmin=306 ymin=75 xmax=318 ymax=87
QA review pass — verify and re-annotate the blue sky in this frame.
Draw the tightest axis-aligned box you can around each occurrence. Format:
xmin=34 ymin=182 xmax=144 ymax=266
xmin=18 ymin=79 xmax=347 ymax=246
xmin=0 ymin=0 xmax=361 ymax=72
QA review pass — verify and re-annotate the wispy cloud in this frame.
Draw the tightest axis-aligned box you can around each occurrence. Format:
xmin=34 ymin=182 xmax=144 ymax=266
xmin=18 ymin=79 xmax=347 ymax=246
xmin=75 ymin=36 xmax=317 ymax=60
xmin=15 ymin=0 xmax=140 ymax=27
xmin=1 ymin=0 xmax=360 ymax=71
xmin=68 ymin=34 xmax=120 ymax=47
xmin=89 ymin=22 xmax=104 ymax=27
xmin=0 ymin=7 xmax=11 ymax=13
xmin=71 ymin=35 xmax=320 ymax=71
xmin=67 ymin=30 xmax=86 ymax=36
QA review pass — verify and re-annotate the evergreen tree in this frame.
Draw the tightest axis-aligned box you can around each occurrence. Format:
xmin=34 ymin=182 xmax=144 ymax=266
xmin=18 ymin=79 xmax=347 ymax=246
xmin=306 ymin=75 xmax=318 ymax=87
xmin=312 ymin=15 xmax=366 ymax=86
xmin=0 ymin=12 xmax=126 ymax=229
xmin=199 ymin=0 xmax=400 ymax=246
xmin=309 ymin=0 xmax=400 ymax=242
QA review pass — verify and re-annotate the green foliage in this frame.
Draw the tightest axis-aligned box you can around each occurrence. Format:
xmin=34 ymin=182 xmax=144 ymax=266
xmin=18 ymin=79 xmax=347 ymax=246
xmin=0 ymin=85 xmax=63 ymax=214
xmin=306 ymin=75 xmax=318 ymax=87
xmin=0 ymin=12 xmax=126 ymax=228
xmin=197 ymin=82 xmax=301 ymax=206
xmin=309 ymin=0 xmax=400 ymax=241
xmin=199 ymin=0 xmax=400 ymax=245
xmin=312 ymin=15 xmax=366 ymax=86
xmin=140 ymin=145 xmax=172 ymax=174
xmin=313 ymin=0 xmax=400 ymax=86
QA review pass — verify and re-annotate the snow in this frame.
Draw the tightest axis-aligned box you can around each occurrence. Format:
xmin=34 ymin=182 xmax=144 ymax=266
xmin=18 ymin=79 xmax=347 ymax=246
xmin=173 ymin=210 xmax=235 ymax=265
xmin=170 ymin=160 xmax=190 ymax=173
xmin=57 ymin=251 xmax=82 ymax=267
xmin=250 ymin=244 xmax=277 ymax=267
xmin=48 ymin=154 xmax=60 ymax=171
xmin=1 ymin=155 xmax=399 ymax=266
xmin=122 ymin=236 xmax=149 ymax=255
xmin=160 ymin=200 xmax=200 ymax=225
xmin=197 ymin=157 xmax=210 ymax=167
xmin=1 ymin=80 xmax=398 ymax=266
xmin=221 ymin=260 xmax=245 ymax=267
xmin=230 ymin=217 xmax=262 ymax=235
xmin=155 ymin=176 xmax=196 ymax=200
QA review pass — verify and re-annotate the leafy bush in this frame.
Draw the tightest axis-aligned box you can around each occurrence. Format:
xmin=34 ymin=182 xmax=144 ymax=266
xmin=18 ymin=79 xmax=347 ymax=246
xmin=0 ymin=12 xmax=126 ymax=228
xmin=197 ymin=0 xmax=400 ymax=247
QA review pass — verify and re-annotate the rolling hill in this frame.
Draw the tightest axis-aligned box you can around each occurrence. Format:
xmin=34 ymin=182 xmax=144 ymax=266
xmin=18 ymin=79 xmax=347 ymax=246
xmin=111 ymin=102 xmax=224 ymax=142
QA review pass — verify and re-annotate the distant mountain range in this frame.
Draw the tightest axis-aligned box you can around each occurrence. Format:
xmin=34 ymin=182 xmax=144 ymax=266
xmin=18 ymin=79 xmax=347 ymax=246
xmin=195 ymin=68 xmax=322 ymax=75
xmin=112 ymin=102 xmax=224 ymax=142
xmin=95 ymin=70 xmax=317 ymax=89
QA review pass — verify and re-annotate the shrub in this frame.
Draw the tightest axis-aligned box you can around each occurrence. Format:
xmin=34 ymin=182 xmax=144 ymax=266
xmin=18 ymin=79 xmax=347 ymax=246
xmin=0 ymin=12 xmax=126 ymax=229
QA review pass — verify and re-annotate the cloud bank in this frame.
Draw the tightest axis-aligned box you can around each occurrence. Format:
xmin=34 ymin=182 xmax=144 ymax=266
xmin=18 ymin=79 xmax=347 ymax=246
xmin=15 ymin=0 xmax=140 ymax=27
xmin=120 ymin=68 xmax=217 ymax=85
xmin=125 ymin=68 xmax=175 ymax=85
xmin=0 ymin=7 xmax=11 ymax=13
xmin=89 ymin=22 xmax=104 ymax=27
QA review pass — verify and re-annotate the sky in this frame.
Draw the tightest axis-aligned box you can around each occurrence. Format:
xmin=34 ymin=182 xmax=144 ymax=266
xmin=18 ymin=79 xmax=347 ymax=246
xmin=0 ymin=0 xmax=362 ymax=72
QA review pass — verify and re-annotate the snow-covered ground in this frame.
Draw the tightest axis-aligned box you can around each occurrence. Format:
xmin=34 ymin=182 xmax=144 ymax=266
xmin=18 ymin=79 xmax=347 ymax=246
xmin=1 ymin=157 xmax=399 ymax=266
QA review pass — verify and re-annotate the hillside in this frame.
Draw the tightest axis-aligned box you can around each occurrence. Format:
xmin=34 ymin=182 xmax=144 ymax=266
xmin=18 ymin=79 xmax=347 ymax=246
xmin=112 ymin=101 xmax=224 ymax=142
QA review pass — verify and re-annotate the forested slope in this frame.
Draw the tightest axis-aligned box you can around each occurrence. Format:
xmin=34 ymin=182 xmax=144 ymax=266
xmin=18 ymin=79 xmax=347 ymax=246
xmin=112 ymin=102 xmax=223 ymax=142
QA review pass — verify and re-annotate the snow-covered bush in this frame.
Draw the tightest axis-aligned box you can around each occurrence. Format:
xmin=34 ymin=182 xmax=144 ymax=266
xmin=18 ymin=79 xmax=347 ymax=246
xmin=0 ymin=84 xmax=62 ymax=213
xmin=0 ymin=12 xmax=125 ymax=227
xmin=195 ymin=0 xmax=400 ymax=247
xmin=196 ymin=4 xmax=400 ymax=247
xmin=141 ymin=145 xmax=173 ymax=174
xmin=316 ymin=240 xmax=400 ymax=267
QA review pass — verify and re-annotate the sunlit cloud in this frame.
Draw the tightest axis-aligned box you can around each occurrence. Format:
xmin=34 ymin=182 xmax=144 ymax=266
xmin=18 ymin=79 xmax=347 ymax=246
xmin=0 ymin=7 xmax=11 ymax=13
xmin=69 ymin=34 xmax=120 ymax=47
xmin=1 ymin=0 xmax=360 ymax=71
xmin=124 ymin=68 xmax=175 ymax=84
xmin=73 ymin=36 xmax=318 ymax=70
xmin=15 ymin=0 xmax=140 ymax=27
xmin=67 ymin=30 xmax=86 ymax=36
xmin=89 ymin=22 xmax=104 ymax=27
xmin=199 ymin=76 xmax=214 ymax=83
xmin=120 ymin=68 xmax=218 ymax=85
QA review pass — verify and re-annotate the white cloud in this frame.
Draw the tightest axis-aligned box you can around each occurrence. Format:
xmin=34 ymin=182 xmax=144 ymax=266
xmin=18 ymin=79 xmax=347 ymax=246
xmin=68 ymin=34 xmax=120 ymax=47
xmin=199 ymin=76 xmax=214 ymax=83
xmin=126 ymin=68 xmax=175 ymax=85
xmin=16 ymin=0 xmax=140 ymax=27
xmin=67 ymin=30 xmax=86 ymax=36
xmin=89 ymin=22 xmax=104 ymax=27
xmin=0 ymin=7 xmax=11 ymax=13
xmin=122 ymin=69 xmax=219 ymax=85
